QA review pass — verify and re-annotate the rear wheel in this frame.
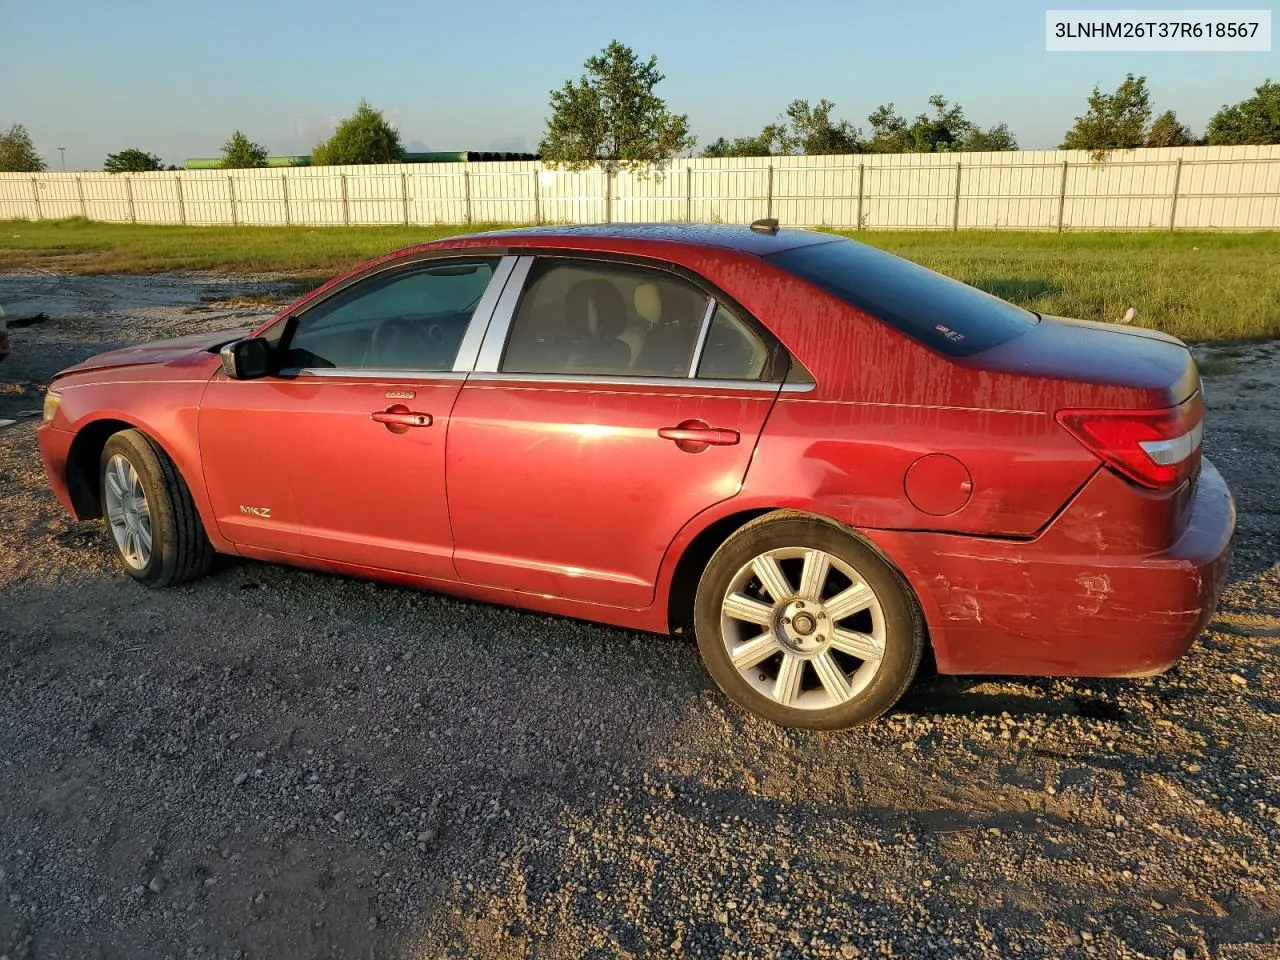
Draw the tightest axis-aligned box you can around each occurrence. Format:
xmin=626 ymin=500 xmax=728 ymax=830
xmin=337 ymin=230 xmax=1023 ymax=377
xmin=99 ymin=430 xmax=213 ymax=587
xmin=693 ymin=513 xmax=924 ymax=730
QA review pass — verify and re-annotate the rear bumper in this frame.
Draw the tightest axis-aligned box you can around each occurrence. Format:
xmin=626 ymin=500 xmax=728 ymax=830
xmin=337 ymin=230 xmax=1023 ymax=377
xmin=870 ymin=458 xmax=1236 ymax=677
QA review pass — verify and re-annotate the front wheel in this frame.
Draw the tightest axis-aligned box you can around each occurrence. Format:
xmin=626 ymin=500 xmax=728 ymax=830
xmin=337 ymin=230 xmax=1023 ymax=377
xmin=693 ymin=513 xmax=925 ymax=730
xmin=99 ymin=429 xmax=214 ymax=587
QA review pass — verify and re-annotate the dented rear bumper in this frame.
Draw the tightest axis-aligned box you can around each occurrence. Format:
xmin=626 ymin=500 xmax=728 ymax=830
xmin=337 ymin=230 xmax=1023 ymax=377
xmin=870 ymin=458 xmax=1236 ymax=677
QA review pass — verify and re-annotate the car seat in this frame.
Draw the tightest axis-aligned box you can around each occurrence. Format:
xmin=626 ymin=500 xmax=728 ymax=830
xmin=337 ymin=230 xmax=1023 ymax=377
xmin=563 ymin=279 xmax=632 ymax=373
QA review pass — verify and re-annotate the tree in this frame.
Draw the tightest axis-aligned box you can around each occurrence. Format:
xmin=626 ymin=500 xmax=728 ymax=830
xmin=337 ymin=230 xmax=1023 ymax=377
xmin=539 ymin=40 xmax=694 ymax=171
xmin=1060 ymin=74 xmax=1152 ymax=153
xmin=1206 ymin=79 xmax=1280 ymax=145
xmin=0 ymin=123 xmax=45 ymax=172
xmin=964 ymin=122 xmax=1018 ymax=152
xmin=700 ymin=100 xmax=858 ymax=157
xmin=700 ymin=134 xmax=773 ymax=158
xmin=781 ymin=99 xmax=862 ymax=154
xmin=220 ymin=130 xmax=269 ymax=168
xmin=865 ymin=96 xmax=1016 ymax=153
xmin=1146 ymin=110 xmax=1195 ymax=147
xmin=103 ymin=148 xmax=163 ymax=173
xmin=311 ymin=100 xmax=406 ymax=166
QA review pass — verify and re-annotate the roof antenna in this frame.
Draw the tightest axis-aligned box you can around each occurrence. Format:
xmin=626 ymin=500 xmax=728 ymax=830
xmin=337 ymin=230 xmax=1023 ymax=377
xmin=750 ymin=217 xmax=779 ymax=234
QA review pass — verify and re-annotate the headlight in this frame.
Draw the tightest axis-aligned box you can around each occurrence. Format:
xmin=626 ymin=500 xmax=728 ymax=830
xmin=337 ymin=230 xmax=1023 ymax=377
xmin=42 ymin=390 xmax=61 ymax=424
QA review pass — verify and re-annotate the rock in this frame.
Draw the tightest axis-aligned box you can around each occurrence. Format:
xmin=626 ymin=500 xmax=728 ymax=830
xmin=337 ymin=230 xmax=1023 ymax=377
xmin=1172 ymin=949 xmax=1188 ymax=960
xmin=841 ymin=945 xmax=859 ymax=958
xmin=417 ymin=829 xmax=437 ymax=844
xmin=333 ymin=811 xmax=346 ymax=823
xmin=233 ymin=772 xmax=248 ymax=787
xmin=1229 ymin=674 xmax=1248 ymax=687
xmin=148 ymin=877 xmax=165 ymax=894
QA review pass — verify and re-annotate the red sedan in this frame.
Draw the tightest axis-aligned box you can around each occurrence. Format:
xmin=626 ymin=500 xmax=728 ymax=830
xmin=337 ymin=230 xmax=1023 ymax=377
xmin=37 ymin=222 xmax=1235 ymax=729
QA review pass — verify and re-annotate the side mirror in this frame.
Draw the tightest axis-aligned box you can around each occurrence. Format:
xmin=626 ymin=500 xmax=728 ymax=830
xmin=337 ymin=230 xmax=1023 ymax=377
xmin=220 ymin=337 xmax=272 ymax=380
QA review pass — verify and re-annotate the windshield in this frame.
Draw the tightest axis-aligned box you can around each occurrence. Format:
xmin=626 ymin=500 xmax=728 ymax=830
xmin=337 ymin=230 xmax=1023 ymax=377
xmin=767 ymin=238 xmax=1037 ymax=357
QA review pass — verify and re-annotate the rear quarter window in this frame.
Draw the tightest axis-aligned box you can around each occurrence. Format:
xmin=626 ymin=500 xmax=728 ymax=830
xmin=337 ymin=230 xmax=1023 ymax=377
xmin=767 ymin=238 xmax=1037 ymax=357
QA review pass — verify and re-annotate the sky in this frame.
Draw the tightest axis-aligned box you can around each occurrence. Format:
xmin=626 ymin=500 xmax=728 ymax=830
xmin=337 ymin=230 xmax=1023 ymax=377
xmin=1 ymin=0 xmax=1274 ymax=170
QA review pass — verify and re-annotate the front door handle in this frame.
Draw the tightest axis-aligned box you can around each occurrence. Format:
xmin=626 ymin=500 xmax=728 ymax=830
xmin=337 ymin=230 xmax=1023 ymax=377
xmin=372 ymin=404 xmax=432 ymax=434
xmin=658 ymin=419 xmax=740 ymax=453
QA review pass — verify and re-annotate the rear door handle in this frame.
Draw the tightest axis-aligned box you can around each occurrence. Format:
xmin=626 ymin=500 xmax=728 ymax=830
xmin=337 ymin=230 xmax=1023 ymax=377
xmin=371 ymin=405 xmax=433 ymax=433
xmin=658 ymin=420 xmax=740 ymax=452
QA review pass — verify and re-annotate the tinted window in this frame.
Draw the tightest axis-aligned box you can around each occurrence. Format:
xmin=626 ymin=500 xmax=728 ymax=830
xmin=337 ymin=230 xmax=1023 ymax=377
xmin=501 ymin=259 xmax=710 ymax=377
xmin=767 ymin=239 xmax=1036 ymax=357
xmin=696 ymin=304 xmax=773 ymax=381
xmin=283 ymin=258 xmax=497 ymax=372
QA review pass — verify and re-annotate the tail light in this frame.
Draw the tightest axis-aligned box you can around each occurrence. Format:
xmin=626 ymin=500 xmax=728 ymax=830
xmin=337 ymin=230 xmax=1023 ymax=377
xmin=1057 ymin=394 xmax=1204 ymax=491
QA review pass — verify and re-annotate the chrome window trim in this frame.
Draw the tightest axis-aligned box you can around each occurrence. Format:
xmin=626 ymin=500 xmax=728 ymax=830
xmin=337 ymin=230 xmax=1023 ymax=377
xmin=450 ymin=255 xmax=519 ymax=373
xmin=275 ymin=368 xmax=470 ymax=381
xmin=686 ymin=297 xmax=719 ymax=378
xmin=473 ymin=256 xmax=534 ymax=374
xmin=465 ymin=372 xmax=785 ymax=393
xmin=467 ymin=253 xmax=804 ymax=390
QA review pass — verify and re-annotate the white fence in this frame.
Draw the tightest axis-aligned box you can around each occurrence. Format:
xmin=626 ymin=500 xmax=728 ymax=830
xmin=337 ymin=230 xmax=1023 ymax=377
xmin=2 ymin=145 xmax=1279 ymax=231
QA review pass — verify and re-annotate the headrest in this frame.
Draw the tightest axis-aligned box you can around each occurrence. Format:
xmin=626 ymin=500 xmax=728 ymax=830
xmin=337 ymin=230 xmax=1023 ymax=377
xmin=633 ymin=283 xmax=662 ymax=327
xmin=565 ymin=279 xmax=627 ymax=338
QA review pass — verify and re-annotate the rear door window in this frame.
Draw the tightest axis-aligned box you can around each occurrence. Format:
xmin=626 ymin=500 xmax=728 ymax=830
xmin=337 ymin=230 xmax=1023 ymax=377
xmin=500 ymin=259 xmax=711 ymax=378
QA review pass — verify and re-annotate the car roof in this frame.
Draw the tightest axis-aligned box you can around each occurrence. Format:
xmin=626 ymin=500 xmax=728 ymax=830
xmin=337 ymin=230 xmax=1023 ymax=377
xmin=427 ymin=222 xmax=838 ymax=256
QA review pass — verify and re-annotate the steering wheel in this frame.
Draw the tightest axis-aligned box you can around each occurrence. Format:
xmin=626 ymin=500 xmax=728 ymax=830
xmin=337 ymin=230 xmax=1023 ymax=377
xmin=367 ymin=316 xmax=420 ymax=369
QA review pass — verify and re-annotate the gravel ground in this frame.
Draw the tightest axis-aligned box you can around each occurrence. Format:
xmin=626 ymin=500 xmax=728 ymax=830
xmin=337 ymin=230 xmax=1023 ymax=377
xmin=0 ymin=272 xmax=1277 ymax=960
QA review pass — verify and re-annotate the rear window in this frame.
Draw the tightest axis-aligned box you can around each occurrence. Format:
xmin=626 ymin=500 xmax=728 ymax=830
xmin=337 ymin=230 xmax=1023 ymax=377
xmin=767 ymin=238 xmax=1037 ymax=357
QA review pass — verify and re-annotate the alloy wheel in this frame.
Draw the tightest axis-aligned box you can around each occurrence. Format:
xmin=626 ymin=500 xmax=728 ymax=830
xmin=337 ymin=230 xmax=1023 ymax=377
xmin=719 ymin=547 xmax=886 ymax=710
xmin=104 ymin=454 xmax=153 ymax=571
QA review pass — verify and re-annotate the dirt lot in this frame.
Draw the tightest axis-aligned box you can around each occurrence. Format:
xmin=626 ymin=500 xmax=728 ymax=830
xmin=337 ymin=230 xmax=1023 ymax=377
xmin=0 ymin=272 xmax=1278 ymax=960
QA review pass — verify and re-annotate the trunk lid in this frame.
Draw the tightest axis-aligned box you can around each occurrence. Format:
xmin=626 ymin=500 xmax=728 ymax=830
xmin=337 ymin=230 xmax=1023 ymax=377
xmin=968 ymin=314 xmax=1200 ymax=409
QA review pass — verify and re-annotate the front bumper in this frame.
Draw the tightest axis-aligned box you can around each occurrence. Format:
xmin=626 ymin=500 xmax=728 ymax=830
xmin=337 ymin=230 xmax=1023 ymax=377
xmin=38 ymin=424 xmax=78 ymax=517
xmin=870 ymin=458 xmax=1236 ymax=677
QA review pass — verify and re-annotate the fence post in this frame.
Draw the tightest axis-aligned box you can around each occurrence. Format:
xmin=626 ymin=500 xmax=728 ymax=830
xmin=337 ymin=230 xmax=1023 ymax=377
xmin=766 ymin=164 xmax=774 ymax=220
xmin=281 ymin=175 xmax=290 ymax=226
xmin=228 ymin=175 xmax=238 ymax=225
xmin=604 ymin=169 xmax=612 ymax=223
xmin=340 ymin=173 xmax=350 ymax=226
xmin=401 ymin=171 xmax=410 ymax=226
xmin=952 ymin=161 xmax=962 ymax=231
xmin=1057 ymin=160 xmax=1069 ymax=232
xmin=533 ymin=170 xmax=542 ymax=225
xmin=1168 ymin=157 xmax=1184 ymax=231
xmin=685 ymin=166 xmax=693 ymax=223
xmin=856 ymin=163 xmax=865 ymax=230
xmin=30 ymin=178 xmax=42 ymax=220
xmin=175 ymin=175 xmax=186 ymax=225
xmin=75 ymin=176 xmax=87 ymax=219
xmin=125 ymin=176 xmax=137 ymax=223
xmin=463 ymin=169 xmax=472 ymax=225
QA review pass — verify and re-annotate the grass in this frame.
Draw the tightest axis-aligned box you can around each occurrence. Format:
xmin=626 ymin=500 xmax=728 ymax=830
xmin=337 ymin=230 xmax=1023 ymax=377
xmin=830 ymin=229 xmax=1280 ymax=343
xmin=0 ymin=219 xmax=510 ymax=280
xmin=1 ymin=219 xmax=1278 ymax=342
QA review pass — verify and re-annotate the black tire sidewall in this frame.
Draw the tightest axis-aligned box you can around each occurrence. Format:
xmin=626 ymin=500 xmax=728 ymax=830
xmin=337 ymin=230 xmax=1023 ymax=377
xmin=694 ymin=515 xmax=923 ymax=730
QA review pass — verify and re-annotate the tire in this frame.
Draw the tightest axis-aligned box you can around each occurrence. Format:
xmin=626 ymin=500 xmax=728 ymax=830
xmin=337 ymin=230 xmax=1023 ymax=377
xmin=99 ymin=429 xmax=214 ymax=587
xmin=693 ymin=512 xmax=924 ymax=730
